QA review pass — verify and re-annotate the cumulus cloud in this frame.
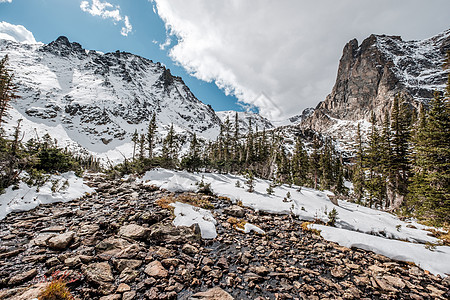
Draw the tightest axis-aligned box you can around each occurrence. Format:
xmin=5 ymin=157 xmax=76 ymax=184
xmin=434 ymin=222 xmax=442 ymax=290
xmin=0 ymin=21 xmax=37 ymax=44
xmin=152 ymin=0 xmax=450 ymax=120
xmin=80 ymin=0 xmax=132 ymax=36
xmin=0 ymin=0 xmax=13 ymax=3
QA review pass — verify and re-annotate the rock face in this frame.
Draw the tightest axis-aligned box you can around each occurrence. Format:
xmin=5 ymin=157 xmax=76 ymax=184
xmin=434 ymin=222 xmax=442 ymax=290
xmin=301 ymin=29 xmax=450 ymax=139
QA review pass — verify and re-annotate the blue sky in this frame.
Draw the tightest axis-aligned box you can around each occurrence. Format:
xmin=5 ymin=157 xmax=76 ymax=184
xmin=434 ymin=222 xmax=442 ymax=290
xmin=0 ymin=0 xmax=243 ymax=112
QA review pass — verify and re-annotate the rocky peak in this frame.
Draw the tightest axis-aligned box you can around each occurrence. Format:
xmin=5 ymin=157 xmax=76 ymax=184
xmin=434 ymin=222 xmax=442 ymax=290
xmin=41 ymin=36 xmax=86 ymax=58
xmin=301 ymin=29 xmax=450 ymax=139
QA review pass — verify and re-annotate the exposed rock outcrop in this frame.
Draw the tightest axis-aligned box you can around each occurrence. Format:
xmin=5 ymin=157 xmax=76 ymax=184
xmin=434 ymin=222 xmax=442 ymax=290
xmin=301 ymin=29 xmax=450 ymax=139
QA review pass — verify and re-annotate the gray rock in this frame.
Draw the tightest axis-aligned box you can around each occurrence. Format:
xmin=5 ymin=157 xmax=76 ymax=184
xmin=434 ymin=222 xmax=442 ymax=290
xmin=8 ymin=269 xmax=38 ymax=286
xmin=224 ymin=205 xmax=245 ymax=218
xmin=118 ymin=224 xmax=149 ymax=240
xmin=47 ymin=231 xmax=75 ymax=250
xmin=83 ymin=262 xmax=114 ymax=283
xmin=190 ymin=287 xmax=234 ymax=300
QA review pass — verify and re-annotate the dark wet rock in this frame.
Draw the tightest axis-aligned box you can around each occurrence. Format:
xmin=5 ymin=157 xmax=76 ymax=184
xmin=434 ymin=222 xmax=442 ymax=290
xmin=8 ymin=268 xmax=37 ymax=286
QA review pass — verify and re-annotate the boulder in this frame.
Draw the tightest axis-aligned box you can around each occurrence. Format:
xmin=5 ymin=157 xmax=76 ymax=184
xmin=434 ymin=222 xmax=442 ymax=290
xmin=118 ymin=224 xmax=149 ymax=240
xmin=47 ymin=231 xmax=75 ymax=250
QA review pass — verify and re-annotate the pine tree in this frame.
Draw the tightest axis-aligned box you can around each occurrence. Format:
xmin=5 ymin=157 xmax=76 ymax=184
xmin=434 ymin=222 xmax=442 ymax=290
xmin=0 ymin=55 xmax=18 ymax=131
xmin=310 ymin=135 xmax=321 ymax=190
xmin=245 ymin=170 xmax=255 ymax=193
xmin=181 ymin=133 xmax=202 ymax=172
xmin=131 ymin=129 xmax=139 ymax=161
xmin=147 ymin=113 xmax=157 ymax=158
xmin=408 ymin=89 xmax=449 ymax=224
xmin=353 ymin=124 xmax=365 ymax=203
xmin=138 ymin=134 xmax=145 ymax=160
xmin=291 ymin=137 xmax=309 ymax=187
xmin=388 ymin=94 xmax=411 ymax=209
xmin=162 ymin=124 xmax=178 ymax=167
xmin=365 ymin=112 xmax=385 ymax=207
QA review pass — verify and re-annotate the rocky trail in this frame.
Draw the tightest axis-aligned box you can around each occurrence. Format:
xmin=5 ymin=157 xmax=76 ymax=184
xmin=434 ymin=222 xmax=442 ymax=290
xmin=0 ymin=174 xmax=448 ymax=300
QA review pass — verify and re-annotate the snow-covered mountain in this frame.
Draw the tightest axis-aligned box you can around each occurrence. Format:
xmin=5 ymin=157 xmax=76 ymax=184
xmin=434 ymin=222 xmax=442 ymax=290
xmin=301 ymin=29 xmax=450 ymax=140
xmin=0 ymin=36 xmax=223 ymax=160
xmin=216 ymin=110 xmax=274 ymax=135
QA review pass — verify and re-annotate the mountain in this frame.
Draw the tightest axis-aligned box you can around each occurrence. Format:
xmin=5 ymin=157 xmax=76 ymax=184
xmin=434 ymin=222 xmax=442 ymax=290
xmin=216 ymin=110 xmax=274 ymax=135
xmin=301 ymin=29 xmax=450 ymax=140
xmin=0 ymin=36 xmax=222 ymax=161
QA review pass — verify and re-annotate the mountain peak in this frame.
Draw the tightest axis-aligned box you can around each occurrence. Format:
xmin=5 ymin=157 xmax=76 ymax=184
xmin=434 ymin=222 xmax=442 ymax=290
xmin=41 ymin=36 xmax=86 ymax=58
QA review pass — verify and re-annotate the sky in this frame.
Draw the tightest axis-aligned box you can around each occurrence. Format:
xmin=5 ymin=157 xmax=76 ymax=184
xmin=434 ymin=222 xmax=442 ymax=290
xmin=0 ymin=0 xmax=449 ymax=121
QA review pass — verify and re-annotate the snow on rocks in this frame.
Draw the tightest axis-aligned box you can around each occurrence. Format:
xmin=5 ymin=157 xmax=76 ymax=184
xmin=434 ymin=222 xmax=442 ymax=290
xmin=170 ymin=201 xmax=217 ymax=239
xmin=236 ymin=223 xmax=265 ymax=235
xmin=0 ymin=171 xmax=94 ymax=220
xmin=310 ymin=224 xmax=450 ymax=277
xmin=140 ymin=168 xmax=450 ymax=276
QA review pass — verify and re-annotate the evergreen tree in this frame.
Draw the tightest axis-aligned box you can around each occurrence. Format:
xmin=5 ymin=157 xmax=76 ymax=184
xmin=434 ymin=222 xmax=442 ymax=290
xmin=162 ymin=124 xmax=178 ymax=167
xmin=245 ymin=170 xmax=255 ymax=193
xmin=408 ymin=89 xmax=450 ymax=224
xmin=388 ymin=94 xmax=411 ymax=209
xmin=0 ymin=55 xmax=18 ymax=130
xmin=131 ymin=129 xmax=139 ymax=161
xmin=365 ymin=112 xmax=385 ymax=207
xmin=181 ymin=133 xmax=202 ymax=172
xmin=353 ymin=124 xmax=365 ymax=203
xmin=310 ymin=135 xmax=321 ymax=190
xmin=147 ymin=113 xmax=157 ymax=158
xmin=291 ymin=137 xmax=309 ymax=186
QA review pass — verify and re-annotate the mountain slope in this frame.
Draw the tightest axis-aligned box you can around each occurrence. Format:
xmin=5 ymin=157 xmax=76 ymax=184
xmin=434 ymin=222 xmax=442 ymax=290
xmin=0 ymin=36 xmax=221 ymax=160
xmin=301 ymin=29 xmax=450 ymax=139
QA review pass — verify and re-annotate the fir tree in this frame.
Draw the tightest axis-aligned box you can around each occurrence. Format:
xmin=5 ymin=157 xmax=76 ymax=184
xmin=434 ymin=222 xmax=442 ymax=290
xmin=388 ymin=94 xmax=411 ymax=209
xmin=353 ymin=124 xmax=365 ymax=203
xmin=131 ymin=129 xmax=139 ymax=161
xmin=0 ymin=55 xmax=18 ymax=130
xmin=147 ymin=113 xmax=157 ymax=158
xmin=162 ymin=124 xmax=178 ymax=167
xmin=408 ymin=89 xmax=450 ymax=224
xmin=291 ymin=137 xmax=309 ymax=187
xmin=245 ymin=170 xmax=255 ymax=193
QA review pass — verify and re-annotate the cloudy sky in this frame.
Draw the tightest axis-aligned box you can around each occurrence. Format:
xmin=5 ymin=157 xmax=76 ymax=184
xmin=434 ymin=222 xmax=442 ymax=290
xmin=1 ymin=0 xmax=449 ymax=121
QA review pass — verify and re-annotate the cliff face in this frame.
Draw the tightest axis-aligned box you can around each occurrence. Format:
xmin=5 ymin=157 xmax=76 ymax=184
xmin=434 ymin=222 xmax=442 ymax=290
xmin=302 ymin=29 xmax=450 ymax=136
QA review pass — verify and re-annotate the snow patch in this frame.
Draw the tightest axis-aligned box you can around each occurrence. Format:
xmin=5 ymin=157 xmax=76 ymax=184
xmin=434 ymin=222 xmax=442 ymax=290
xmin=0 ymin=172 xmax=94 ymax=220
xmin=170 ymin=201 xmax=217 ymax=239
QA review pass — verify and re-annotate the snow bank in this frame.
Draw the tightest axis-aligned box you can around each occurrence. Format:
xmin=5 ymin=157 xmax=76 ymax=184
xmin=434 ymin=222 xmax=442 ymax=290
xmin=139 ymin=168 xmax=450 ymax=275
xmin=0 ymin=172 xmax=94 ymax=220
xmin=310 ymin=224 xmax=450 ymax=277
xmin=170 ymin=202 xmax=217 ymax=239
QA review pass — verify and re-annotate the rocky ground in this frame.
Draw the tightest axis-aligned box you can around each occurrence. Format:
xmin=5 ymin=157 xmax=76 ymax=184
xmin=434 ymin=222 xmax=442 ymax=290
xmin=0 ymin=174 xmax=449 ymax=300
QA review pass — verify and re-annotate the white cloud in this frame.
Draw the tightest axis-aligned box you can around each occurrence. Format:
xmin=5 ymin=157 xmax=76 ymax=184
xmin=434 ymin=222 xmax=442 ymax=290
xmin=80 ymin=0 xmax=132 ymax=36
xmin=152 ymin=0 xmax=450 ymax=121
xmin=0 ymin=21 xmax=37 ymax=44
xmin=0 ymin=0 xmax=13 ymax=3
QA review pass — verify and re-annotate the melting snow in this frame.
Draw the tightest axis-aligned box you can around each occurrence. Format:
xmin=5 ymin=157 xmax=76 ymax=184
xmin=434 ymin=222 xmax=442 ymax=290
xmin=0 ymin=172 xmax=94 ymax=220
xmin=140 ymin=168 xmax=450 ymax=276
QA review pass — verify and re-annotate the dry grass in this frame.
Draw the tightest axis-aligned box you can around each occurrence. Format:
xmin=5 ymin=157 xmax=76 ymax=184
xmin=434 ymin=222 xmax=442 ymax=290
xmin=38 ymin=271 xmax=77 ymax=300
xmin=227 ymin=217 xmax=247 ymax=231
xmin=301 ymin=221 xmax=322 ymax=235
xmin=155 ymin=193 xmax=214 ymax=211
